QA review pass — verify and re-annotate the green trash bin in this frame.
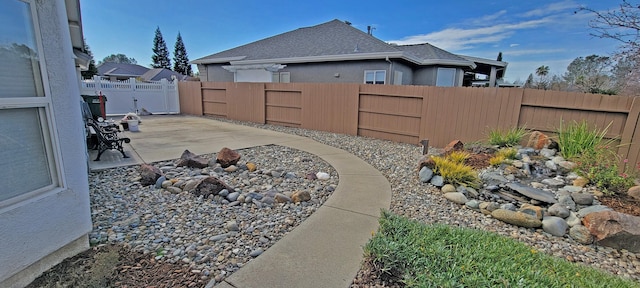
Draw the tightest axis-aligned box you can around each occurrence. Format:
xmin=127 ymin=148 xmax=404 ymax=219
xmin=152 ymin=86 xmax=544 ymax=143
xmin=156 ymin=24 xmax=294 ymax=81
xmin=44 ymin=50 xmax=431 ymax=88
xmin=81 ymin=95 xmax=107 ymax=119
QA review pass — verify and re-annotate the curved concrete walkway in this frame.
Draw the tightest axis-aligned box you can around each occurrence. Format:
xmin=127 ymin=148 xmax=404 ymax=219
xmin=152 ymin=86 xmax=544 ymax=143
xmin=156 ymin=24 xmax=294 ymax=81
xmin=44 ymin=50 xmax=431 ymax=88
xmin=89 ymin=115 xmax=391 ymax=288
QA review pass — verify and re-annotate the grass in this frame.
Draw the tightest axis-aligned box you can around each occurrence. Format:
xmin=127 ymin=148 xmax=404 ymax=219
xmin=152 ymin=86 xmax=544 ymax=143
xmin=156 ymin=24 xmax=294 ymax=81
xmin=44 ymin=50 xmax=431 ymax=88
xmin=365 ymin=211 xmax=640 ymax=288
xmin=431 ymin=155 xmax=479 ymax=188
xmin=556 ymin=120 xmax=612 ymax=160
xmin=487 ymin=126 xmax=528 ymax=147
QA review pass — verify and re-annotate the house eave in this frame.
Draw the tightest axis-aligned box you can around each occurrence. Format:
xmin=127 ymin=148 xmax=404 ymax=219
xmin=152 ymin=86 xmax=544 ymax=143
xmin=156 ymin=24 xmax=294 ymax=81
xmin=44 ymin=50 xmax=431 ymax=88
xmin=191 ymin=56 xmax=247 ymax=65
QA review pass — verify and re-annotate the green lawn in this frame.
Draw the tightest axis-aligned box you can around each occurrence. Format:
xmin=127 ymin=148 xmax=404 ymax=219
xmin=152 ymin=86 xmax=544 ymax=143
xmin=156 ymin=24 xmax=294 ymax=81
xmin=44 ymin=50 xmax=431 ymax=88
xmin=364 ymin=211 xmax=640 ymax=288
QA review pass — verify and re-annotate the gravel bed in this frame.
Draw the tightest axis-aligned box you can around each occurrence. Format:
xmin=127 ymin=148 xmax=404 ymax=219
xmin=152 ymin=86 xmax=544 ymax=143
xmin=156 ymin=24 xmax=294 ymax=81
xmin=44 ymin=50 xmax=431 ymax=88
xmin=210 ymin=117 xmax=640 ymax=282
xmin=89 ymin=144 xmax=338 ymax=284
xmin=89 ymin=115 xmax=640 ymax=285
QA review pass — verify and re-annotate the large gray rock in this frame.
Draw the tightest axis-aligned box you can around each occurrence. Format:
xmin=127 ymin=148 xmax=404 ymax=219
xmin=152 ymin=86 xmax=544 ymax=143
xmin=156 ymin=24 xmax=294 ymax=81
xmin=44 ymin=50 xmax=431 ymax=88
xmin=583 ymin=211 xmax=640 ymax=252
xmin=505 ymin=182 xmax=558 ymax=204
xmin=140 ymin=164 xmax=164 ymax=186
xmin=430 ymin=175 xmax=444 ymax=187
xmin=192 ymin=176 xmax=235 ymax=198
xmin=566 ymin=212 xmax=581 ymax=227
xmin=480 ymin=171 xmax=509 ymax=184
xmin=542 ymin=216 xmax=568 ymax=236
xmin=558 ymin=195 xmax=576 ymax=211
xmin=571 ymin=193 xmax=594 ymax=205
xmin=548 ymin=203 xmax=570 ymax=218
xmin=419 ymin=166 xmax=433 ymax=183
xmin=176 ymin=149 xmax=209 ymax=169
xmin=491 ymin=209 xmax=542 ymax=228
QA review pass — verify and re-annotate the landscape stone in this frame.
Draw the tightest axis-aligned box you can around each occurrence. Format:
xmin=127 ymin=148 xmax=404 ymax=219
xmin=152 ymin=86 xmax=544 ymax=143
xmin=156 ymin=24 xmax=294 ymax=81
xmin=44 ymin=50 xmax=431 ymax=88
xmin=191 ymin=176 xmax=235 ymax=198
xmin=583 ymin=211 xmax=640 ymax=252
xmin=249 ymin=248 xmax=264 ymax=257
xmin=465 ymin=200 xmax=480 ymax=210
xmin=140 ymin=164 xmax=164 ymax=186
xmin=430 ymin=175 xmax=444 ymax=187
xmin=465 ymin=187 xmax=479 ymax=198
xmin=155 ymin=175 xmax=166 ymax=189
xmin=628 ymin=186 xmax=640 ymax=201
xmin=542 ymin=216 xmax=568 ymax=236
xmin=569 ymin=225 xmax=593 ymax=244
xmin=547 ymin=203 xmax=570 ymax=218
xmin=291 ymin=191 xmax=311 ymax=203
xmin=545 ymin=160 xmax=557 ymax=171
xmin=560 ymin=186 xmax=583 ymax=193
xmin=505 ymin=182 xmax=558 ymax=204
xmin=443 ymin=140 xmax=464 ymax=155
xmin=519 ymin=204 xmax=544 ymax=219
xmin=479 ymin=202 xmax=500 ymax=215
xmin=216 ymin=147 xmax=241 ymax=168
xmin=225 ymin=221 xmax=239 ymax=232
xmin=480 ymin=171 xmax=509 ymax=184
xmin=226 ymin=192 xmax=240 ymax=202
xmin=565 ymin=212 xmax=581 ymax=227
xmin=316 ymin=172 xmax=330 ymax=180
xmin=500 ymin=203 xmax=516 ymax=211
xmin=577 ymin=205 xmax=612 ymax=218
xmin=441 ymin=184 xmax=456 ymax=193
xmin=539 ymin=148 xmax=556 ymax=158
xmin=274 ymin=193 xmax=291 ymax=203
xmin=491 ymin=209 xmax=542 ymax=228
xmin=246 ymin=162 xmax=257 ymax=172
xmin=558 ymin=161 xmax=577 ymax=171
xmin=526 ymin=131 xmax=551 ymax=150
xmin=541 ymin=178 xmax=564 ymax=187
xmin=419 ymin=166 xmax=434 ymax=183
xmin=571 ymin=193 xmax=594 ymax=205
xmin=176 ymin=149 xmax=209 ymax=169
xmin=573 ymin=177 xmax=589 ymax=187
xmin=558 ymin=195 xmax=576 ymax=211
xmin=443 ymin=192 xmax=468 ymax=205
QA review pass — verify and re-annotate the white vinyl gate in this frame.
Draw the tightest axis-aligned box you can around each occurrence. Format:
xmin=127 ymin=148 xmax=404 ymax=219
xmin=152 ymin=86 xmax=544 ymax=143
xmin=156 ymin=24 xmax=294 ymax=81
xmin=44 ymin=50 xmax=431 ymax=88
xmin=81 ymin=76 xmax=180 ymax=115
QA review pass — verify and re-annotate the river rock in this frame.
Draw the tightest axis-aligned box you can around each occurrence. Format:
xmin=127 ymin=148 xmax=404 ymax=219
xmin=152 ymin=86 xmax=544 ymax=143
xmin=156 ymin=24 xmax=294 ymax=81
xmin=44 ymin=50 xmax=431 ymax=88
xmin=216 ymin=147 xmax=241 ymax=168
xmin=430 ymin=175 xmax=444 ymax=187
xmin=519 ymin=204 xmax=544 ymax=219
xmin=577 ymin=205 xmax=612 ymax=218
xmin=176 ymin=149 xmax=209 ymax=169
xmin=291 ymin=191 xmax=311 ymax=203
xmin=192 ymin=176 xmax=235 ymax=198
xmin=419 ymin=166 xmax=434 ymax=183
xmin=443 ymin=192 xmax=468 ymax=205
xmin=443 ymin=140 xmax=464 ymax=155
xmin=565 ymin=212 xmax=581 ymax=227
xmin=569 ymin=225 xmax=593 ymax=244
xmin=571 ymin=193 xmax=594 ymax=205
xmin=505 ymin=182 xmax=557 ymax=204
xmin=627 ymin=186 xmax=640 ymax=201
xmin=491 ymin=209 xmax=542 ymax=228
xmin=547 ymin=203 xmax=570 ymax=218
xmin=542 ymin=216 xmax=568 ymax=236
xmin=140 ymin=164 xmax=163 ymax=186
xmin=441 ymin=184 xmax=456 ymax=193
xmin=479 ymin=202 xmax=500 ymax=215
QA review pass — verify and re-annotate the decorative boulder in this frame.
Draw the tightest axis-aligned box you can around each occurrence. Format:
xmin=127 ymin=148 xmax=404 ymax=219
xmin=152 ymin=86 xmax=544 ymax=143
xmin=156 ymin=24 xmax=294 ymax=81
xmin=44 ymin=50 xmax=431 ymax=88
xmin=628 ymin=186 xmax=640 ymax=201
xmin=418 ymin=156 xmax=436 ymax=171
xmin=176 ymin=149 xmax=208 ymax=169
xmin=542 ymin=216 xmax=568 ymax=237
xmin=140 ymin=164 xmax=163 ymax=186
xmin=526 ymin=131 xmax=551 ymax=150
xmin=217 ymin=147 xmax=241 ymax=168
xmin=192 ymin=176 xmax=235 ymax=198
xmin=443 ymin=192 xmax=468 ymax=205
xmin=583 ymin=211 xmax=640 ymax=252
xmin=291 ymin=191 xmax=311 ymax=203
xmin=569 ymin=225 xmax=593 ymax=245
xmin=443 ymin=140 xmax=464 ymax=155
xmin=419 ymin=166 xmax=434 ymax=183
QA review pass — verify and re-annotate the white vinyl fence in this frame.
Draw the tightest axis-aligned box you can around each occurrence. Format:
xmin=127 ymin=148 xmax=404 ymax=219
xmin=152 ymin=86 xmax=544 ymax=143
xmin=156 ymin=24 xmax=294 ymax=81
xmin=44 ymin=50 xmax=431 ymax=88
xmin=81 ymin=76 xmax=180 ymax=115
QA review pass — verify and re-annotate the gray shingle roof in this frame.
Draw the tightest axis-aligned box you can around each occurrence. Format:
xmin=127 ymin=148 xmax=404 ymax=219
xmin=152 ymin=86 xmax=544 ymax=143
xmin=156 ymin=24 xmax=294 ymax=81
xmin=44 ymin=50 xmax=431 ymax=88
xmin=97 ymin=62 xmax=150 ymax=77
xmin=141 ymin=68 xmax=191 ymax=81
xmin=192 ymin=19 xmax=476 ymax=68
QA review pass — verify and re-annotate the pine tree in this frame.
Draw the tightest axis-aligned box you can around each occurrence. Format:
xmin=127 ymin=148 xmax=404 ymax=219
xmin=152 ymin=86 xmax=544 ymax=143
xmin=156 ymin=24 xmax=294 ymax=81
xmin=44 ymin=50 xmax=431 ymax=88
xmin=496 ymin=52 xmax=503 ymax=62
xmin=151 ymin=27 xmax=171 ymax=69
xmin=173 ymin=32 xmax=192 ymax=76
xmin=81 ymin=40 xmax=98 ymax=79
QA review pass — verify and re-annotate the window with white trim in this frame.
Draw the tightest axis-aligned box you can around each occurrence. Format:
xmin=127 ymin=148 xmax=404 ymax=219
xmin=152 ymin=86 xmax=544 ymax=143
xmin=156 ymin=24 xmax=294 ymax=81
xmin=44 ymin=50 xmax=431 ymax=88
xmin=0 ymin=0 xmax=59 ymax=203
xmin=272 ymin=71 xmax=290 ymax=83
xmin=436 ymin=67 xmax=456 ymax=87
xmin=364 ymin=70 xmax=385 ymax=84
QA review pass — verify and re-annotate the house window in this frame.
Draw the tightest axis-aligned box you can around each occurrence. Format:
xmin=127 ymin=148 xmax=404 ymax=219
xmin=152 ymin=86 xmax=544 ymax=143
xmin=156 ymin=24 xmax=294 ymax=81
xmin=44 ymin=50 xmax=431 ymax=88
xmin=272 ymin=72 xmax=290 ymax=83
xmin=364 ymin=70 xmax=385 ymax=84
xmin=436 ymin=68 xmax=456 ymax=87
xmin=0 ymin=0 xmax=59 ymax=203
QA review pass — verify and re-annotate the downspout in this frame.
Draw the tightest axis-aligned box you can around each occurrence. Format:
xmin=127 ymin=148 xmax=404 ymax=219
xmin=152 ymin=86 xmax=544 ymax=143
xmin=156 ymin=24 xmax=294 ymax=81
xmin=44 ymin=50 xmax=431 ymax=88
xmin=385 ymin=56 xmax=392 ymax=85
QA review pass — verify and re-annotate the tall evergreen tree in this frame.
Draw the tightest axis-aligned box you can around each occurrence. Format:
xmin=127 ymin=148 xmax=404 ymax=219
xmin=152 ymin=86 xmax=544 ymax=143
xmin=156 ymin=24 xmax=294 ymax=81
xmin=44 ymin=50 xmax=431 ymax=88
xmin=151 ymin=27 xmax=171 ymax=69
xmin=81 ymin=40 xmax=98 ymax=79
xmin=496 ymin=52 xmax=503 ymax=62
xmin=173 ymin=32 xmax=192 ymax=76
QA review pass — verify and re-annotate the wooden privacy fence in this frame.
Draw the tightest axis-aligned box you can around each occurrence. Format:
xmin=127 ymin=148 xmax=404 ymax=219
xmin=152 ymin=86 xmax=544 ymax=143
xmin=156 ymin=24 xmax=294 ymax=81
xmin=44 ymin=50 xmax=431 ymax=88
xmin=178 ymin=82 xmax=640 ymax=168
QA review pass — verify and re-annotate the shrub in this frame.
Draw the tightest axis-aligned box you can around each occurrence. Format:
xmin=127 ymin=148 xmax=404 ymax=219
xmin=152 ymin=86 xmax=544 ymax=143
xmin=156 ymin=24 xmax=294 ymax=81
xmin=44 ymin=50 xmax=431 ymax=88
xmin=431 ymin=156 xmax=479 ymax=188
xmin=556 ymin=120 xmax=612 ymax=160
xmin=575 ymin=146 xmax=636 ymax=195
xmin=495 ymin=147 xmax=517 ymax=159
xmin=446 ymin=150 xmax=470 ymax=164
xmin=487 ymin=126 xmax=528 ymax=147
xmin=489 ymin=155 xmax=506 ymax=167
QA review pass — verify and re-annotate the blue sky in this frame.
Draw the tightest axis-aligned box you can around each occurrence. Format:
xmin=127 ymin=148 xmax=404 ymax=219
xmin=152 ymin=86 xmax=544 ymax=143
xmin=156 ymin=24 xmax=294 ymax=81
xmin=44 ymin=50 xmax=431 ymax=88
xmin=80 ymin=0 xmax=622 ymax=82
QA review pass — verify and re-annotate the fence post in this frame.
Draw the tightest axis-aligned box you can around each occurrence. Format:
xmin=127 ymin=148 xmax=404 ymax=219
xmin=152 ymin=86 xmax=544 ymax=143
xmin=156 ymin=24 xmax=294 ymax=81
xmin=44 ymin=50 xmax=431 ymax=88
xmin=161 ymin=79 xmax=169 ymax=113
xmin=92 ymin=75 xmax=101 ymax=94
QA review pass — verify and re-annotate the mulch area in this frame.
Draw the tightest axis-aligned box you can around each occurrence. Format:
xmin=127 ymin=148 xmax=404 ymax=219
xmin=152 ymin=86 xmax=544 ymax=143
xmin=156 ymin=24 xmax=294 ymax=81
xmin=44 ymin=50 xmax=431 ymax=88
xmin=26 ymin=245 xmax=207 ymax=288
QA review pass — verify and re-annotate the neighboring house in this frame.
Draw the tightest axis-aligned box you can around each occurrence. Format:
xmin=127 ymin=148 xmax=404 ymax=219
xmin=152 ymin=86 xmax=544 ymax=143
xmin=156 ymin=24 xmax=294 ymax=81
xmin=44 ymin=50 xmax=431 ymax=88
xmin=0 ymin=0 xmax=93 ymax=287
xmin=192 ymin=19 xmax=507 ymax=87
xmin=96 ymin=62 xmax=194 ymax=81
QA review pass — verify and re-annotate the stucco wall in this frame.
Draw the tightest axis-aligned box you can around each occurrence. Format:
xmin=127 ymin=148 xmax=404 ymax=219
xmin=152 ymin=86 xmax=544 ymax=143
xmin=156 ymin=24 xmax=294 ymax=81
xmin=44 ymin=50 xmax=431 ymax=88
xmin=0 ymin=0 xmax=91 ymax=286
xmin=280 ymin=60 xmax=392 ymax=83
xmin=206 ymin=65 xmax=234 ymax=82
xmin=391 ymin=61 xmax=413 ymax=85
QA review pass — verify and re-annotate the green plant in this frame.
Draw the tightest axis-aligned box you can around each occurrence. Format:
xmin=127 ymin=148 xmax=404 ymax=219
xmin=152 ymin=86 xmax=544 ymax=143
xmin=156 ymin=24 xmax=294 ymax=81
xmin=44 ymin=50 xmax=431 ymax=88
xmin=431 ymin=156 xmax=480 ymax=188
xmin=487 ymin=126 xmax=528 ymax=147
xmin=575 ymin=146 xmax=636 ymax=195
xmin=496 ymin=147 xmax=517 ymax=159
xmin=364 ymin=211 xmax=640 ymax=287
xmin=489 ymin=155 xmax=506 ymax=166
xmin=446 ymin=150 xmax=470 ymax=164
xmin=556 ymin=120 xmax=613 ymax=160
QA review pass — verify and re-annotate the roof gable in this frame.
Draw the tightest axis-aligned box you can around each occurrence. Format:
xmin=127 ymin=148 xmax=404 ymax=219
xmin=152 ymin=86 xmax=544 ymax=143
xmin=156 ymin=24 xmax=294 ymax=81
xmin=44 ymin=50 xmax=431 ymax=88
xmin=97 ymin=62 xmax=150 ymax=77
xmin=396 ymin=43 xmax=470 ymax=65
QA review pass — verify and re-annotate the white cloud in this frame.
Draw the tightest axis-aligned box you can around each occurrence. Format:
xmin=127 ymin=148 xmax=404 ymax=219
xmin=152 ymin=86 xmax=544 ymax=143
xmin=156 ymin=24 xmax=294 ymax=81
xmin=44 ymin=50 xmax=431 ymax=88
xmin=520 ymin=0 xmax=578 ymax=17
xmin=504 ymin=48 xmax=565 ymax=56
xmin=510 ymin=43 xmax=520 ymax=47
xmin=387 ymin=18 xmax=551 ymax=50
xmin=471 ymin=10 xmax=508 ymax=25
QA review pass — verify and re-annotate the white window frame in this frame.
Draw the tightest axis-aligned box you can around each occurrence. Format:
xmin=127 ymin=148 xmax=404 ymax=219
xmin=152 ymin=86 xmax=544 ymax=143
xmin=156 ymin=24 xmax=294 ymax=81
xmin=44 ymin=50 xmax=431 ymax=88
xmin=0 ymin=0 xmax=64 ymax=208
xmin=364 ymin=70 xmax=386 ymax=85
xmin=436 ymin=67 xmax=457 ymax=87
